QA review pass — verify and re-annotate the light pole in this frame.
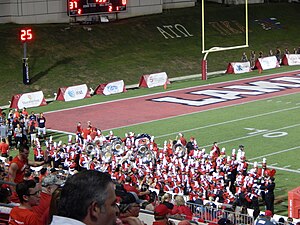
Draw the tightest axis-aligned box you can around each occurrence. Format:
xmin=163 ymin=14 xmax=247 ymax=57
xmin=20 ymin=28 xmax=33 ymax=85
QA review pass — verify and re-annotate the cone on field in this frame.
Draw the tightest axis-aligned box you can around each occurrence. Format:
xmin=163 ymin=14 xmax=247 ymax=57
xmin=164 ymin=82 xmax=167 ymax=90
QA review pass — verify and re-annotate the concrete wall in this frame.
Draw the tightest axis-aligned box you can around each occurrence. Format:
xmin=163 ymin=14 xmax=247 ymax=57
xmin=206 ymin=0 xmax=264 ymax=4
xmin=0 ymin=0 xmax=196 ymax=24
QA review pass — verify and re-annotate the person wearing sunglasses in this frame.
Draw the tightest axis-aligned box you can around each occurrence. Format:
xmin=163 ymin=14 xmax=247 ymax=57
xmin=118 ymin=192 xmax=145 ymax=225
xmin=9 ymin=179 xmax=42 ymax=225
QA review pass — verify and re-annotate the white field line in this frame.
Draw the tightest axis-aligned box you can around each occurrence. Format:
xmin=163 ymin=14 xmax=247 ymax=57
xmin=248 ymin=146 xmax=300 ymax=174
xmin=248 ymin=161 xmax=300 ymax=174
xmin=104 ymin=92 xmax=300 ymax=131
xmin=47 ymin=129 xmax=74 ymax=135
xmin=203 ymin=123 xmax=300 ymax=147
xmin=154 ymin=105 xmax=300 ymax=139
xmin=248 ymin=146 xmax=300 ymax=161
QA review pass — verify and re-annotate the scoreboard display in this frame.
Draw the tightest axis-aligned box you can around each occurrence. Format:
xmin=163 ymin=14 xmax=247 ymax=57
xmin=68 ymin=0 xmax=127 ymax=16
xmin=19 ymin=28 xmax=33 ymax=42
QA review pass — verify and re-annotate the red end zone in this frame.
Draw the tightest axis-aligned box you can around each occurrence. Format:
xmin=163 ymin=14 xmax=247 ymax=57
xmin=46 ymin=71 xmax=300 ymax=133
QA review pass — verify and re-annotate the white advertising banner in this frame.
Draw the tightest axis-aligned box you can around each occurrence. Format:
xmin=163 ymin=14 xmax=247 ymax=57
xmin=232 ymin=62 xmax=251 ymax=74
xmin=258 ymin=56 xmax=280 ymax=70
xmin=285 ymin=54 xmax=300 ymax=66
xmin=103 ymin=80 xmax=125 ymax=96
xmin=147 ymin=72 xmax=168 ymax=88
xmin=63 ymin=84 xmax=89 ymax=102
xmin=17 ymin=91 xmax=46 ymax=109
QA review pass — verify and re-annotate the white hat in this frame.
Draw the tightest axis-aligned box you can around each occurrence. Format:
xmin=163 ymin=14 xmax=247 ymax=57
xmin=232 ymin=149 xmax=236 ymax=156
xmin=253 ymin=161 xmax=258 ymax=168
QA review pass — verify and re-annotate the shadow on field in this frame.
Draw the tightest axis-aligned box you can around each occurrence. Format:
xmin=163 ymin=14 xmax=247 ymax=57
xmin=30 ymin=57 xmax=74 ymax=84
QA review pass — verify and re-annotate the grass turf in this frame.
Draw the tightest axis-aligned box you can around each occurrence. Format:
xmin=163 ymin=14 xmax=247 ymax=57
xmin=0 ymin=2 xmax=300 ymax=105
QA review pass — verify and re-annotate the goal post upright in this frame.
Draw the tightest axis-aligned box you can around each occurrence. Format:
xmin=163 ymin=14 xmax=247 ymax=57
xmin=201 ymin=0 xmax=249 ymax=80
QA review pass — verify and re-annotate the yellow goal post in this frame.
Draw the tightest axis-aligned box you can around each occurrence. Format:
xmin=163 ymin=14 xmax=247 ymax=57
xmin=201 ymin=0 xmax=249 ymax=80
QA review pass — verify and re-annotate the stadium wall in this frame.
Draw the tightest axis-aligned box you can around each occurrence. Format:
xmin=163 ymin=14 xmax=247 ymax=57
xmin=206 ymin=0 xmax=264 ymax=4
xmin=0 ymin=0 xmax=196 ymax=24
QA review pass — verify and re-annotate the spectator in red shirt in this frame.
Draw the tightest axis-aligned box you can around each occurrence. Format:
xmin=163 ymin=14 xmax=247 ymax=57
xmin=13 ymin=109 xmax=20 ymax=119
xmin=123 ymin=176 xmax=139 ymax=194
xmin=9 ymin=179 xmax=42 ymax=225
xmin=171 ymin=195 xmax=193 ymax=220
xmin=33 ymin=174 xmax=64 ymax=225
xmin=21 ymin=107 xmax=29 ymax=118
xmin=8 ymin=145 xmax=45 ymax=196
xmin=123 ymin=176 xmax=150 ymax=198
xmin=0 ymin=138 xmax=9 ymax=157
xmin=153 ymin=204 xmax=174 ymax=225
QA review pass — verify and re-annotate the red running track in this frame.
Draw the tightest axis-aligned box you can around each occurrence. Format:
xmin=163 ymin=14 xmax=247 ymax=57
xmin=45 ymin=71 xmax=300 ymax=133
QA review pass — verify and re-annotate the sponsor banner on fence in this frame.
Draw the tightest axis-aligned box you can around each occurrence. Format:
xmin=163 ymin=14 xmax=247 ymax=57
xmin=282 ymin=54 xmax=300 ymax=66
xmin=56 ymin=84 xmax=91 ymax=102
xmin=94 ymin=80 xmax=126 ymax=96
xmin=256 ymin=56 xmax=280 ymax=70
xmin=226 ymin=62 xmax=252 ymax=74
xmin=10 ymin=91 xmax=47 ymax=109
xmin=103 ymin=80 xmax=125 ymax=95
xmin=139 ymin=72 xmax=170 ymax=88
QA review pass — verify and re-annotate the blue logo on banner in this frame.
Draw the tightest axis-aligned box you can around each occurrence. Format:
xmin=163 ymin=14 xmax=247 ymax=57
xmin=68 ymin=90 xmax=75 ymax=97
xmin=237 ymin=65 xmax=243 ymax=71
xmin=107 ymin=85 xmax=118 ymax=92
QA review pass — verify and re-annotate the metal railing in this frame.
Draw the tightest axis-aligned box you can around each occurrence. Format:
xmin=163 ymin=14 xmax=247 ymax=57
xmin=187 ymin=202 xmax=254 ymax=225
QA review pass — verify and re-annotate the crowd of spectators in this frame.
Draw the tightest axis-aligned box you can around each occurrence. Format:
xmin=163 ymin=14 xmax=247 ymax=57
xmin=0 ymin=108 xmax=46 ymax=153
xmin=0 ymin=110 xmax=291 ymax=225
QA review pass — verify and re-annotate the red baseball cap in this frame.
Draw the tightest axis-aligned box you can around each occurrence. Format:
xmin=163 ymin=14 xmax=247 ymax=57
xmin=265 ymin=210 xmax=273 ymax=217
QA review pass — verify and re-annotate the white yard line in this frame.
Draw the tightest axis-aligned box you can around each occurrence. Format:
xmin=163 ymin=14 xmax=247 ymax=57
xmin=248 ymin=146 xmax=300 ymax=161
xmin=155 ymin=105 xmax=300 ymax=139
xmin=247 ymin=146 xmax=300 ymax=174
xmin=248 ymin=160 xmax=300 ymax=174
